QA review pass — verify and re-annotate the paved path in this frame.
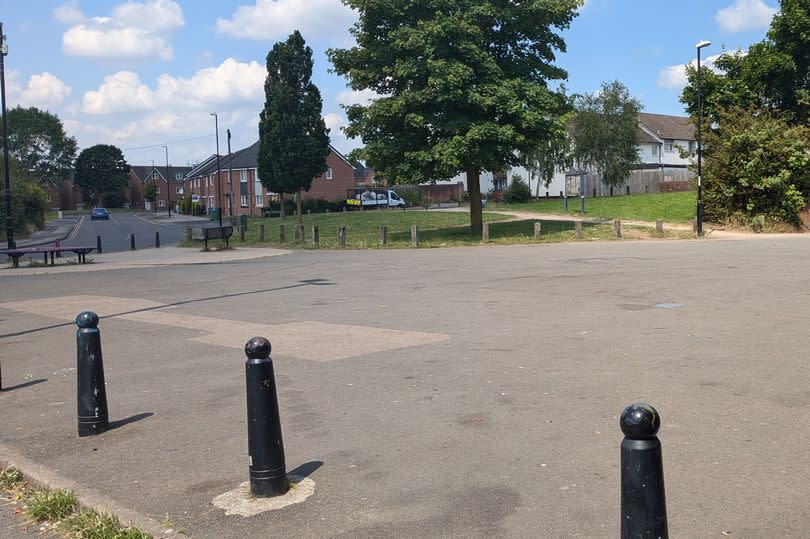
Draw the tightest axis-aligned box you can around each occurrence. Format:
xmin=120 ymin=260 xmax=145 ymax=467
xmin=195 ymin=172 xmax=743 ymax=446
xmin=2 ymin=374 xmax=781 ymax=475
xmin=2 ymin=235 xmax=810 ymax=537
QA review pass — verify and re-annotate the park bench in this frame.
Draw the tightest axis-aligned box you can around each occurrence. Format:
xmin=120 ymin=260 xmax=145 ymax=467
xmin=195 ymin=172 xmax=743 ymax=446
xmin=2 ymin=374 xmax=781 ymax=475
xmin=201 ymin=226 xmax=233 ymax=251
xmin=1 ymin=245 xmax=96 ymax=268
xmin=261 ymin=208 xmax=282 ymax=218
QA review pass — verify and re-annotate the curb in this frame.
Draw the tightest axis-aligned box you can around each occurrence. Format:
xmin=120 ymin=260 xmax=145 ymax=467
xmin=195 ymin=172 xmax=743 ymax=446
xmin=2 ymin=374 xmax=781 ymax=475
xmin=10 ymin=217 xmax=83 ymax=249
xmin=0 ymin=443 xmax=174 ymax=538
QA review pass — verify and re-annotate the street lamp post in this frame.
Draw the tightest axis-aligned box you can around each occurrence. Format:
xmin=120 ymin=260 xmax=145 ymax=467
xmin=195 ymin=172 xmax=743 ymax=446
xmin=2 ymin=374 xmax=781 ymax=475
xmin=163 ymin=145 xmax=170 ymax=217
xmin=1 ymin=23 xmax=14 ymax=249
xmin=210 ymin=113 xmax=222 ymax=226
xmin=696 ymin=40 xmax=711 ymax=237
xmin=226 ymin=128 xmax=233 ymax=221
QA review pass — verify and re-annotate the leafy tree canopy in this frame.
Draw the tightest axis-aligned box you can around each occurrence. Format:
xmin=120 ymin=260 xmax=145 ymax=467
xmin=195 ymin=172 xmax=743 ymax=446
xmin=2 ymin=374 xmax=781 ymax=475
xmin=74 ymin=144 xmax=129 ymax=205
xmin=258 ymin=30 xmax=330 ymax=223
xmin=568 ymin=81 xmax=641 ymax=188
xmin=328 ymin=0 xmax=582 ymax=231
xmin=1 ymin=106 xmax=77 ymax=187
xmin=682 ymin=0 xmax=810 ymax=124
xmin=702 ymin=106 xmax=809 ymax=227
xmin=521 ymin=113 xmax=573 ymax=195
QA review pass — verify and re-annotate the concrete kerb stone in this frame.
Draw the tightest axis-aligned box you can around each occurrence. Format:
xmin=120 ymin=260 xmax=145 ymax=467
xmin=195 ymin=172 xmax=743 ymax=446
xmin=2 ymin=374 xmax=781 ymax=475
xmin=0 ymin=443 xmax=174 ymax=538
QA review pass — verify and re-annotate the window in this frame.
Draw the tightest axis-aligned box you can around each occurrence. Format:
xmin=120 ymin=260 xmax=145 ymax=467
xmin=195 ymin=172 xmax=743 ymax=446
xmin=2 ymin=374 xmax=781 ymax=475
xmin=255 ymin=194 xmax=263 ymax=207
xmin=158 ymin=199 xmax=165 ymax=207
xmin=46 ymin=194 xmax=52 ymax=202
xmin=240 ymin=195 xmax=248 ymax=207
xmin=689 ymin=141 xmax=695 ymax=154
xmin=326 ymin=168 xmax=333 ymax=180
xmin=208 ymin=196 xmax=213 ymax=207
xmin=175 ymin=173 xmax=183 ymax=180
xmin=152 ymin=172 xmax=160 ymax=180
xmin=176 ymin=187 xmax=182 ymax=194
xmin=665 ymin=140 xmax=674 ymax=152
xmin=155 ymin=186 xmax=160 ymax=194
xmin=240 ymin=170 xmax=247 ymax=183
xmin=651 ymin=145 xmax=658 ymax=156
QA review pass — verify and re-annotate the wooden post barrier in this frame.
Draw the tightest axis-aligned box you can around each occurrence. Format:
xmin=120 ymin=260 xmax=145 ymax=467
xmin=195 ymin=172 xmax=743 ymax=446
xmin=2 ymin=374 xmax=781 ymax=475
xmin=534 ymin=222 xmax=541 ymax=239
xmin=614 ymin=219 xmax=622 ymax=238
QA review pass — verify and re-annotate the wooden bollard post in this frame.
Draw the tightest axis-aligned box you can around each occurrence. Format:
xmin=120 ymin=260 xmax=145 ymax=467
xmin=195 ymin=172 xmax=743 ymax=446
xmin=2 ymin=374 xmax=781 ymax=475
xmin=312 ymin=225 xmax=319 ymax=245
xmin=482 ymin=222 xmax=490 ymax=243
xmin=186 ymin=226 xmax=192 ymax=242
xmin=411 ymin=224 xmax=418 ymax=247
xmin=620 ymin=403 xmax=668 ymax=538
xmin=279 ymin=224 xmax=286 ymax=243
xmin=338 ymin=226 xmax=346 ymax=247
xmin=534 ymin=222 xmax=542 ymax=239
xmin=240 ymin=225 xmax=246 ymax=242
xmin=575 ymin=221 xmax=583 ymax=240
xmin=614 ymin=219 xmax=622 ymax=238
xmin=656 ymin=220 xmax=664 ymax=236
xmin=342 ymin=206 xmax=347 ymax=213
xmin=379 ymin=225 xmax=387 ymax=245
xmin=296 ymin=224 xmax=304 ymax=243
xmin=259 ymin=224 xmax=265 ymax=242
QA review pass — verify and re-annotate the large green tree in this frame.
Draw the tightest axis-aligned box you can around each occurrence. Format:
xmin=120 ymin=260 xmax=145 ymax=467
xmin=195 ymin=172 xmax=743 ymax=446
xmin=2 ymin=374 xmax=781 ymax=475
xmin=328 ymin=0 xmax=581 ymax=233
xmin=522 ymin=114 xmax=573 ymax=197
xmin=258 ymin=30 xmax=330 ymax=225
xmin=568 ymin=81 xmax=641 ymax=189
xmin=682 ymin=0 xmax=810 ymax=125
xmin=2 ymin=106 xmax=77 ymax=186
xmin=74 ymin=144 xmax=129 ymax=206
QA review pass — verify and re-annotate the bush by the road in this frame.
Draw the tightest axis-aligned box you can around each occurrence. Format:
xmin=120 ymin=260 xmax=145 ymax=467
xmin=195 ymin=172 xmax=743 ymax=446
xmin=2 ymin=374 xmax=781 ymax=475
xmin=502 ymin=174 xmax=532 ymax=203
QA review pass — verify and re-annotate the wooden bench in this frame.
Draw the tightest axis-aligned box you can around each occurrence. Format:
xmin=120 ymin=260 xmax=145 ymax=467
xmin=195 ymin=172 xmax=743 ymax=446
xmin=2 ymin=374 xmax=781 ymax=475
xmin=202 ymin=226 xmax=233 ymax=251
xmin=1 ymin=245 xmax=96 ymax=268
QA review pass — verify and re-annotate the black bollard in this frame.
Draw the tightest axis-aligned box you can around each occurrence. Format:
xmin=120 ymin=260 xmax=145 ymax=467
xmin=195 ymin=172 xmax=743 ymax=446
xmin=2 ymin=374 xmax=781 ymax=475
xmin=563 ymin=195 xmax=569 ymax=213
xmin=620 ymin=403 xmax=668 ymax=539
xmin=130 ymin=234 xmax=136 ymax=250
xmin=244 ymin=337 xmax=288 ymax=497
xmin=155 ymin=231 xmax=160 ymax=248
xmin=96 ymin=235 xmax=103 ymax=254
xmin=76 ymin=312 xmax=110 ymax=437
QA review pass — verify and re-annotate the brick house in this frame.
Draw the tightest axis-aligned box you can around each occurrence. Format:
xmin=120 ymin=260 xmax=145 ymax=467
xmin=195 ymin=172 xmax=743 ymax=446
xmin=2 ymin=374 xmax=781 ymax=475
xmin=183 ymin=142 xmax=359 ymax=217
xmin=128 ymin=165 xmax=192 ymax=210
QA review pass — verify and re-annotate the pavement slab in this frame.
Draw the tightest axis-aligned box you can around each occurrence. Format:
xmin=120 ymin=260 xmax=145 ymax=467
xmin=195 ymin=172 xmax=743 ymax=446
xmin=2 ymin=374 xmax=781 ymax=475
xmin=1 ymin=236 xmax=810 ymax=537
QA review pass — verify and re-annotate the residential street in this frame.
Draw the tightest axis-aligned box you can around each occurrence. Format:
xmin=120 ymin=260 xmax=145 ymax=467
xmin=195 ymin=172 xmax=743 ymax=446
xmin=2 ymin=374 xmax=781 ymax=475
xmin=63 ymin=212 xmax=204 ymax=253
xmin=1 ymin=235 xmax=810 ymax=537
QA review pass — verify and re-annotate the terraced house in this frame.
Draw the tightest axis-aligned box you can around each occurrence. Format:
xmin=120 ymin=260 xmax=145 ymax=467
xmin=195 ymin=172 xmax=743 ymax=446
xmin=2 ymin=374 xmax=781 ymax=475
xmin=183 ymin=141 xmax=358 ymax=217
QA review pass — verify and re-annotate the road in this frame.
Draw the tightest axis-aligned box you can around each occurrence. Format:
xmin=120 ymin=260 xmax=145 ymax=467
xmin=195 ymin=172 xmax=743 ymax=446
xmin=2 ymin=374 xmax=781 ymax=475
xmin=2 ymin=235 xmax=810 ymax=537
xmin=64 ymin=212 xmax=199 ymax=253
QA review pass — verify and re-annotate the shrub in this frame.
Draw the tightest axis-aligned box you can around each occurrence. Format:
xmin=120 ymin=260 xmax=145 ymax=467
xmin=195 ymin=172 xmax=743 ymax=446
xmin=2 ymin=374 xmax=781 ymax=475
xmin=0 ymin=177 xmax=47 ymax=238
xmin=502 ymin=174 xmax=532 ymax=203
xmin=399 ymin=189 xmax=426 ymax=208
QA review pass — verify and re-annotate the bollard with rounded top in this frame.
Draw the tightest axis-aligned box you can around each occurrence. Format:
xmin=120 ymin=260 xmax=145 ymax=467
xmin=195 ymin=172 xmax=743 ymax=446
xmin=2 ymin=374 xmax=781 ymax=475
xmin=620 ymin=403 xmax=667 ymax=539
xmin=244 ymin=337 xmax=288 ymax=497
xmin=76 ymin=312 xmax=110 ymax=437
xmin=130 ymin=234 xmax=136 ymax=250
xmin=155 ymin=231 xmax=160 ymax=248
xmin=97 ymin=235 xmax=103 ymax=254
xmin=563 ymin=195 xmax=569 ymax=213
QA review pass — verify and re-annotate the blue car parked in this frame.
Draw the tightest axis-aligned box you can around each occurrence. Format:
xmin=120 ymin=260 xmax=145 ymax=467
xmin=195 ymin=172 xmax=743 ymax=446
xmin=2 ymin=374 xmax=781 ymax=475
xmin=90 ymin=207 xmax=109 ymax=221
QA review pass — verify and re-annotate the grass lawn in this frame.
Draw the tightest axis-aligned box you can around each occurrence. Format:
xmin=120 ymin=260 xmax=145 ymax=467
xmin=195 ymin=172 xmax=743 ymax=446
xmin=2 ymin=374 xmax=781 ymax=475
xmin=496 ymin=191 xmax=697 ymax=223
xmin=186 ymin=209 xmax=692 ymax=250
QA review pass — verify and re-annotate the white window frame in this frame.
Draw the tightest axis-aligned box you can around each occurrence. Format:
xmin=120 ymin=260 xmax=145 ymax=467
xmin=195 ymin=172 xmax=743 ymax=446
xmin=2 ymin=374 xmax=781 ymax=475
xmin=325 ymin=168 xmax=333 ymax=180
xmin=651 ymin=145 xmax=658 ymax=156
xmin=158 ymin=199 xmax=165 ymax=207
xmin=155 ymin=186 xmax=160 ymax=195
xmin=255 ymin=194 xmax=263 ymax=207
xmin=175 ymin=173 xmax=183 ymax=180
xmin=240 ymin=195 xmax=248 ymax=207
xmin=665 ymin=140 xmax=674 ymax=152
xmin=240 ymin=170 xmax=248 ymax=183
xmin=176 ymin=186 xmax=183 ymax=194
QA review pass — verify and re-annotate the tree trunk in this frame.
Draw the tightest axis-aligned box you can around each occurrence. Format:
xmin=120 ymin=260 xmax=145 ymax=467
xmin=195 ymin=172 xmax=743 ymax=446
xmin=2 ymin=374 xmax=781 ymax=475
xmin=280 ymin=193 xmax=285 ymax=217
xmin=467 ymin=166 xmax=483 ymax=234
xmin=296 ymin=189 xmax=303 ymax=226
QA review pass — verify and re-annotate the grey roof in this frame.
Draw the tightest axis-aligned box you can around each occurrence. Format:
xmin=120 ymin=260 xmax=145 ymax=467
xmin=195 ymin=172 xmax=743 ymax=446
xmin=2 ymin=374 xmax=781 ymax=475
xmin=638 ymin=113 xmax=695 ymax=141
xmin=130 ymin=165 xmax=193 ymax=183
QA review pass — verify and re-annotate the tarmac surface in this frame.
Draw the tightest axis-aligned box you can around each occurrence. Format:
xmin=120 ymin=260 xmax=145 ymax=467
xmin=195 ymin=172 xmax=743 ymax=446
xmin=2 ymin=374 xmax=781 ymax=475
xmin=1 ymin=235 xmax=810 ymax=537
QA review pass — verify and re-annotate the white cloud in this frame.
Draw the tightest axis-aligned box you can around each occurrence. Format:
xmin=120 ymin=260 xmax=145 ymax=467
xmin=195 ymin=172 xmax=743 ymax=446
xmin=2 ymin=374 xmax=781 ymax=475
xmin=715 ymin=0 xmax=777 ymax=33
xmin=216 ymin=0 xmax=356 ymax=42
xmin=19 ymin=72 xmax=73 ymax=108
xmin=656 ymin=54 xmax=725 ymax=90
xmin=82 ymin=58 xmax=267 ymax=115
xmin=323 ymin=112 xmax=343 ymax=133
xmin=59 ymin=0 xmax=183 ymax=61
xmin=337 ymin=88 xmax=380 ymax=107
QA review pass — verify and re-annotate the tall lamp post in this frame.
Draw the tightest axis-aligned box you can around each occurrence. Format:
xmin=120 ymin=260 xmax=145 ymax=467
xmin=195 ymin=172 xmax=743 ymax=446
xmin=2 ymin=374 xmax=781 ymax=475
xmin=1 ymin=23 xmax=14 ymax=249
xmin=210 ymin=112 xmax=222 ymax=226
xmin=696 ymin=39 xmax=711 ymax=237
xmin=162 ymin=145 xmax=171 ymax=217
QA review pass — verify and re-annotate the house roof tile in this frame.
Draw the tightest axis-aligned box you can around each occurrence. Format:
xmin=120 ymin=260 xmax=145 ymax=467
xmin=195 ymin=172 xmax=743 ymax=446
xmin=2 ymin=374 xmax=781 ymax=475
xmin=638 ymin=113 xmax=695 ymax=141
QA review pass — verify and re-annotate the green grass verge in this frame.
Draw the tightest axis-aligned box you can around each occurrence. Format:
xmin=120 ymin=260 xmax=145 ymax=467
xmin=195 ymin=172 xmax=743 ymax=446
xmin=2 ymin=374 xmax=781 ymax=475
xmin=495 ymin=191 xmax=697 ymax=223
xmin=185 ymin=210 xmax=693 ymax=250
xmin=0 ymin=466 xmax=152 ymax=539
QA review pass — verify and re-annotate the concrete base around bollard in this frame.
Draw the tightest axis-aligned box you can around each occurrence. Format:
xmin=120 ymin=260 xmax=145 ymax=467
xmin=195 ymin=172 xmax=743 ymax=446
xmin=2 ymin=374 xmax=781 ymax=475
xmin=212 ymin=476 xmax=315 ymax=517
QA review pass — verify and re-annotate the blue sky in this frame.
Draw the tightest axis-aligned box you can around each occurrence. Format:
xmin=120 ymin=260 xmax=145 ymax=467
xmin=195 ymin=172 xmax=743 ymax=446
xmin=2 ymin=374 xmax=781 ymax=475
xmin=0 ymin=0 xmax=777 ymax=167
